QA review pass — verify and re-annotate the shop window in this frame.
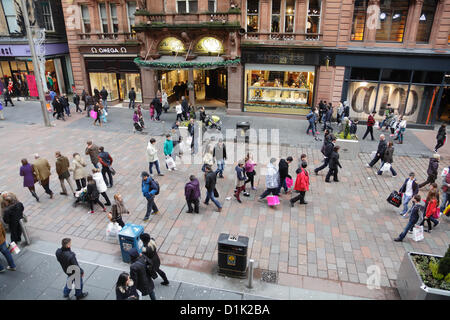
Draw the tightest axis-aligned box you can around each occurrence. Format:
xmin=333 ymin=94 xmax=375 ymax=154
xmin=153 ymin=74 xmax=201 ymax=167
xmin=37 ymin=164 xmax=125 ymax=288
xmin=412 ymin=71 xmax=444 ymax=84
xmin=351 ymin=0 xmax=367 ymax=41
xmin=306 ymin=0 xmax=321 ymax=35
xmin=245 ymin=66 xmax=315 ymax=108
xmin=416 ymin=0 xmax=437 ymax=43
xmin=80 ymin=5 xmax=91 ymax=33
xmin=285 ymin=0 xmax=295 ymax=33
xmin=40 ymin=1 xmax=54 ymax=31
xmin=350 ymin=67 xmax=380 ymax=81
xmin=2 ymin=0 xmax=20 ymax=33
xmin=1 ymin=61 xmax=11 ymax=77
xmin=110 ymin=3 xmax=119 ymax=34
xmin=99 ymin=3 xmax=108 ymax=33
xmin=177 ymin=0 xmax=198 ymax=13
xmin=89 ymin=73 xmax=119 ymax=101
xmin=381 ymin=69 xmax=411 ymax=83
xmin=271 ymin=0 xmax=280 ymax=33
xmin=127 ymin=2 xmax=136 ymax=32
xmin=375 ymin=0 xmax=409 ymax=42
xmin=208 ymin=0 xmax=216 ymax=12
xmin=247 ymin=0 xmax=259 ymax=32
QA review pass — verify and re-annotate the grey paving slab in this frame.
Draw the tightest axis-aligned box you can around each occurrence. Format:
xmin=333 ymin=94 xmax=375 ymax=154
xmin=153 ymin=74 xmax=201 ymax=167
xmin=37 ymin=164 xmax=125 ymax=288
xmin=37 ymin=287 xmax=68 ymax=300
xmin=243 ymin=294 xmax=272 ymax=300
xmin=289 ymin=287 xmax=340 ymax=300
xmin=174 ymin=283 xmax=212 ymax=300
xmin=84 ymin=266 xmax=119 ymax=291
xmin=4 ymin=280 xmax=45 ymax=300
xmin=154 ymin=281 xmax=181 ymax=300
xmin=208 ymin=288 xmax=243 ymax=300
xmin=82 ymin=284 xmax=111 ymax=300
xmin=0 ymin=271 xmax=28 ymax=299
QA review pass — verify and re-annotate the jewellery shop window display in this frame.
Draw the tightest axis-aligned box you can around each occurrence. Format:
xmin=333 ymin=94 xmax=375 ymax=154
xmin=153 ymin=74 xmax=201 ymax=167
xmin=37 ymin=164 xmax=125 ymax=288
xmin=245 ymin=64 xmax=315 ymax=109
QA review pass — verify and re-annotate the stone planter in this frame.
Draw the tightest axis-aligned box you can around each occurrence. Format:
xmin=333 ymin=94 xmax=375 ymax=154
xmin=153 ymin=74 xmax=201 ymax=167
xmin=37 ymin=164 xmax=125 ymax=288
xmin=397 ymin=252 xmax=450 ymax=300
xmin=336 ymin=138 xmax=360 ymax=161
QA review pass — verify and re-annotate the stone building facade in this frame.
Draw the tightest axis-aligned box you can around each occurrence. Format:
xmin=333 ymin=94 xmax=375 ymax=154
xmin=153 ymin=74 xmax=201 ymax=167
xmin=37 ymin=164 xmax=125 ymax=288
xmin=62 ymin=0 xmax=450 ymax=125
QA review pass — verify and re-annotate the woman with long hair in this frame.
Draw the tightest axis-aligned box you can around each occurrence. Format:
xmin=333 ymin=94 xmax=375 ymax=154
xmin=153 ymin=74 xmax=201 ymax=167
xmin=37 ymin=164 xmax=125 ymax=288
xmin=20 ymin=158 xmax=39 ymax=202
xmin=115 ymin=272 xmax=138 ymax=300
xmin=108 ymin=193 xmax=129 ymax=227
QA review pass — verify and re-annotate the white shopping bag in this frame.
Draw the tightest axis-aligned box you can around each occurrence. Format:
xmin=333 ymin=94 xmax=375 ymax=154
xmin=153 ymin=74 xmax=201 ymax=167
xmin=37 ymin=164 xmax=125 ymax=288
xmin=8 ymin=241 xmax=20 ymax=254
xmin=105 ymin=222 xmax=121 ymax=243
xmin=412 ymin=225 xmax=424 ymax=242
xmin=380 ymin=163 xmax=391 ymax=172
xmin=441 ymin=167 xmax=449 ymax=177
xmin=165 ymin=156 xmax=176 ymax=169
xmin=374 ymin=121 xmax=379 ymax=129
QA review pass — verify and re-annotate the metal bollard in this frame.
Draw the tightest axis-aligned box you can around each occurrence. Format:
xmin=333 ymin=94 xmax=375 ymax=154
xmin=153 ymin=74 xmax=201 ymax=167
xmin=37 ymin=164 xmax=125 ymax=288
xmin=19 ymin=218 xmax=31 ymax=245
xmin=248 ymin=259 xmax=254 ymax=289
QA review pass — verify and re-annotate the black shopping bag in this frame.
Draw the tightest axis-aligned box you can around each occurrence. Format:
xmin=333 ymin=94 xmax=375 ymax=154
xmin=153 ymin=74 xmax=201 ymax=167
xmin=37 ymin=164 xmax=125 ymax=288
xmin=387 ymin=191 xmax=402 ymax=208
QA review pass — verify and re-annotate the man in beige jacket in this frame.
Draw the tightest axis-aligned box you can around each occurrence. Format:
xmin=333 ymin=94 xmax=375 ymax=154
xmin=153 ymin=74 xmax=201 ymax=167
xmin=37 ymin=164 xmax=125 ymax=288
xmin=33 ymin=154 xmax=54 ymax=198
xmin=55 ymin=151 xmax=75 ymax=196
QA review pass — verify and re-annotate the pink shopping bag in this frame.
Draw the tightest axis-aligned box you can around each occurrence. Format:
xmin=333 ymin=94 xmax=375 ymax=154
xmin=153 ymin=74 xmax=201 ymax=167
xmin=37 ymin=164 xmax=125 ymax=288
xmin=267 ymin=195 xmax=280 ymax=206
xmin=285 ymin=177 xmax=293 ymax=189
xmin=90 ymin=110 xmax=97 ymax=119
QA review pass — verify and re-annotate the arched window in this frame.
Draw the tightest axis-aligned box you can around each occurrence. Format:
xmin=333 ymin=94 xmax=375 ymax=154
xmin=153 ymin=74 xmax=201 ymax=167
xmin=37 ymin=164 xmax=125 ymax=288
xmin=194 ymin=37 xmax=224 ymax=55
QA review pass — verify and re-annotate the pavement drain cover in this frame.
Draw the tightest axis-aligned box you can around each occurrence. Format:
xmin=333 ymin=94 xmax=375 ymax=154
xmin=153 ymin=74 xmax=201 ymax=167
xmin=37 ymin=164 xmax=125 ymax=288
xmin=261 ymin=270 xmax=278 ymax=283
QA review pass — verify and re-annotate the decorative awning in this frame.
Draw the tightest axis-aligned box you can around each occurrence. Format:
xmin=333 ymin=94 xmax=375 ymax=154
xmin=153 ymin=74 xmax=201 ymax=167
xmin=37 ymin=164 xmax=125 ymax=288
xmin=134 ymin=56 xmax=240 ymax=70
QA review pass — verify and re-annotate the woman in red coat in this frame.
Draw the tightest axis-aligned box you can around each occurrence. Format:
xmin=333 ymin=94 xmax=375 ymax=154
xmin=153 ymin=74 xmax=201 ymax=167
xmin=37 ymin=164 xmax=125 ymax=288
xmin=422 ymin=192 xmax=438 ymax=233
xmin=290 ymin=162 xmax=309 ymax=206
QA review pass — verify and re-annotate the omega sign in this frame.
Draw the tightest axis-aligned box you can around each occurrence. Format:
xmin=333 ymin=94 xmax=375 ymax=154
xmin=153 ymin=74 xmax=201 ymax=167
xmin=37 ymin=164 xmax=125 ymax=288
xmin=90 ymin=47 xmax=128 ymax=54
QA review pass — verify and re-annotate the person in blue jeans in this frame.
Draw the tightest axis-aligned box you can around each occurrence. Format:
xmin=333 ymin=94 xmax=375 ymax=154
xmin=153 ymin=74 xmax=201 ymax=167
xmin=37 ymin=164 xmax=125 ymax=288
xmin=394 ymin=195 xmax=423 ymax=242
xmin=55 ymin=238 xmax=88 ymax=300
xmin=0 ymin=223 xmax=16 ymax=272
xmin=398 ymin=172 xmax=419 ymax=216
xmin=141 ymin=172 xmax=159 ymax=221
xmin=204 ymin=165 xmax=222 ymax=212
xmin=377 ymin=141 xmax=397 ymax=176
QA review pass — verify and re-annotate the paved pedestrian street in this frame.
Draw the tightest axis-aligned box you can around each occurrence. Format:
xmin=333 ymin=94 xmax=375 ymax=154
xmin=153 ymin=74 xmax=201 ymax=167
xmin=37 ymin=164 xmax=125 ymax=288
xmin=0 ymin=102 xmax=449 ymax=300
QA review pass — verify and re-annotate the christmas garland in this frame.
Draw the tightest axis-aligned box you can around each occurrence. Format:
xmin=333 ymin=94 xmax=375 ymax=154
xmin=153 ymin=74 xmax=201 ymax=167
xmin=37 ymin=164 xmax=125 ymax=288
xmin=134 ymin=57 xmax=241 ymax=69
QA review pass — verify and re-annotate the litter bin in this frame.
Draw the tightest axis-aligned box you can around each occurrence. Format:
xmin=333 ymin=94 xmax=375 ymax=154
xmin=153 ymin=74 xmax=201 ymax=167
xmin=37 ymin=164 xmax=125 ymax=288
xmin=218 ymin=233 xmax=249 ymax=278
xmin=235 ymin=121 xmax=250 ymax=143
xmin=118 ymin=223 xmax=144 ymax=263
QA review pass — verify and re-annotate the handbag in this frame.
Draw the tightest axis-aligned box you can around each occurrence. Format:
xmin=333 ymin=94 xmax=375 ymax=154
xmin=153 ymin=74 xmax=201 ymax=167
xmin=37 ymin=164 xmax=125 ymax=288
xmin=60 ymin=171 xmax=70 ymax=179
xmin=165 ymin=156 xmax=176 ymax=169
xmin=387 ymin=191 xmax=402 ymax=208
xmin=110 ymin=167 xmax=116 ymax=176
xmin=90 ymin=110 xmax=97 ymax=119
xmin=8 ymin=242 xmax=20 ymax=254
xmin=380 ymin=163 xmax=391 ymax=172
xmin=432 ymin=208 xmax=441 ymax=219
xmin=213 ymin=188 xmax=219 ymax=198
xmin=267 ymin=195 xmax=280 ymax=206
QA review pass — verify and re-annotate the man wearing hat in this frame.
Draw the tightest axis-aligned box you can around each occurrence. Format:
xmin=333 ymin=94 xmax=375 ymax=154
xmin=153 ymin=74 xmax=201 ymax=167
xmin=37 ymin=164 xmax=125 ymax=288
xmin=141 ymin=172 xmax=159 ymax=221
xmin=418 ymin=154 xmax=440 ymax=189
xmin=139 ymin=233 xmax=169 ymax=286
xmin=398 ymin=172 xmax=419 ymax=217
xmin=128 ymin=248 xmax=156 ymax=300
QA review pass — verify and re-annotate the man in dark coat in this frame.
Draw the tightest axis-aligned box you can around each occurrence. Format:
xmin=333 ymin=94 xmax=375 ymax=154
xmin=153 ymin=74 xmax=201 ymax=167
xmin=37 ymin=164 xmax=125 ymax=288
xmin=418 ymin=154 xmax=440 ymax=188
xmin=204 ymin=165 xmax=222 ymax=212
xmin=81 ymin=89 xmax=87 ymax=110
xmin=314 ymin=136 xmax=336 ymax=175
xmin=73 ymin=92 xmax=81 ymax=113
xmin=188 ymin=118 xmax=195 ymax=153
xmin=367 ymin=134 xmax=387 ymax=168
xmin=394 ymin=195 xmax=424 ymax=242
xmin=55 ymin=238 xmax=88 ymax=300
xmin=139 ymin=233 xmax=169 ymax=285
xmin=362 ymin=111 xmax=376 ymax=140
xmin=152 ymin=96 xmax=162 ymax=121
xmin=434 ymin=123 xmax=447 ymax=152
xmin=100 ymin=87 xmax=108 ymax=111
xmin=3 ymin=200 xmax=24 ymax=243
xmin=185 ymin=175 xmax=201 ymax=213
xmin=181 ymin=96 xmax=189 ymax=120
xmin=52 ymin=96 xmax=65 ymax=120
xmin=325 ymin=146 xmax=342 ymax=183
xmin=85 ymin=140 xmax=100 ymax=168
xmin=278 ymin=156 xmax=293 ymax=194
xmin=93 ymin=88 xmax=101 ymax=103
xmin=3 ymin=88 xmax=14 ymax=106
xmin=98 ymin=146 xmax=114 ymax=188
xmin=128 ymin=248 xmax=156 ymax=300
xmin=61 ymin=94 xmax=71 ymax=117
xmin=128 ymin=88 xmax=136 ymax=109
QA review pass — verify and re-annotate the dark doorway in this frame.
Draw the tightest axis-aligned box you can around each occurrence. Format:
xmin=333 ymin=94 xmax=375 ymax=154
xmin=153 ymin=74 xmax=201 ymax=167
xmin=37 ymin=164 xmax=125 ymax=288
xmin=437 ymin=87 xmax=450 ymax=122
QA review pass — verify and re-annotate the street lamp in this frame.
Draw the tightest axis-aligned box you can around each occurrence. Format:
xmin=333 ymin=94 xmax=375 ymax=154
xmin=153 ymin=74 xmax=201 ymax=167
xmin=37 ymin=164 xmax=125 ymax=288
xmin=19 ymin=0 xmax=51 ymax=127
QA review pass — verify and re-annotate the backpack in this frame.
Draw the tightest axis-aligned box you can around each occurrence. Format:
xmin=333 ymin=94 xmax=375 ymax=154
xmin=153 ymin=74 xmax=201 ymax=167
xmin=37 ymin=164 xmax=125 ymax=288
xmin=139 ymin=255 xmax=158 ymax=280
xmin=152 ymin=179 xmax=160 ymax=195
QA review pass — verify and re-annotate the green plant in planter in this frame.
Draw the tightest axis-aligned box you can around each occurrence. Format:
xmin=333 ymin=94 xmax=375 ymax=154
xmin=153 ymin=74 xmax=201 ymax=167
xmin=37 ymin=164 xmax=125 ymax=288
xmin=337 ymin=117 xmax=358 ymax=140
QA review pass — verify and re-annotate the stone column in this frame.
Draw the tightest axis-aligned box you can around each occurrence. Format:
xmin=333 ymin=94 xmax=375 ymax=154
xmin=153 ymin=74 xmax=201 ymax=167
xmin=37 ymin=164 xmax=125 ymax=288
xmin=140 ymin=67 xmax=158 ymax=105
xmin=227 ymin=65 xmax=243 ymax=113
xmin=188 ymin=68 xmax=195 ymax=105
xmin=406 ymin=0 xmax=424 ymax=46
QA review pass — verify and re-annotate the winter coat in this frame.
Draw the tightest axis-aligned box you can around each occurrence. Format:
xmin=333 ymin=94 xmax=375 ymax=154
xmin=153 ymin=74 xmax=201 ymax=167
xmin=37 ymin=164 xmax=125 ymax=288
xmin=294 ymin=168 xmax=309 ymax=192
xmin=425 ymin=199 xmax=437 ymax=218
xmin=152 ymin=97 xmax=162 ymax=112
xmin=265 ymin=163 xmax=279 ymax=189
xmin=111 ymin=202 xmax=129 ymax=223
xmin=128 ymin=90 xmax=136 ymax=100
xmin=33 ymin=158 xmax=51 ymax=181
xmin=98 ymin=151 xmax=113 ymax=167
xmin=278 ymin=159 xmax=290 ymax=182
xmin=185 ymin=179 xmax=201 ymax=201
xmin=203 ymin=152 xmax=214 ymax=166
xmin=116 ymin=284 xmax=139 ymax=300
xmin=146 ymin=143 xmax=159 ymax=163
xmin=367 ymin=114 xmax=375 ymax=127
xmin=71 ymin=155 xmax=87 ymax=180
xmin=164 ymin=139 xmax=173 ymax=156
xmin=92 ymin=172 xmax=107 ymax=193
xmin=408 ymin=203 xmax=424 ymax=225
xmin=142 ymin=242 xmax=161 ymax=271
xmin=56 ymin=247 xmax=84 ymax=276
xmin=436 ymin=126 xmax=446 ymax=142
xmin=100 ymin=89 xmax=108 ymax=100
xmin=235 ymin=166 xmax=245 ymax=187
xmin=376 ymin=139 xmax=387 ymax=157
xmin=55 ymin=155 xmax=71 ymax=178
xmin=3 ymin=202 xmax=24 ymax=243
xmin=399 ymin=178 xmax=419 ymax=196
xmin=328 ymin=151 xmax=342 ymax=170
xmin=0 ymin=223 xmax=6 ymax=245
xmin=205 ymin=171 xmax=217 ymax=192
xmin=85 ymin=144 xmax=100 ymax=165
xmin=73 ymin=94 xmax=80 ymax=105
xmin=130 ymin=255 xmax=154 ymax=295
xmin=20 ymin=163 xmax=35 ymax=187
xmin=141 ymin=178 xmax=157 ymax=199
xmin=213 ymin=144 xmax=227 ymax=161
xmin=87 ymin=181 xmax=100 ymax=200
xmin=245 ymin=160 xmax=256 ymax=173
xmin=427 ymin=158 xmax=439 ymax=177
xmin=321 ymin=141 xmax=334 ymax=158
xmin=175 ymin=104 xmax=182 ymax=114
xmin=383 ymin=146 xmax=394 ymax=164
